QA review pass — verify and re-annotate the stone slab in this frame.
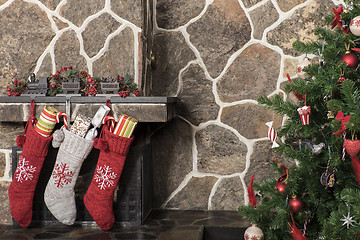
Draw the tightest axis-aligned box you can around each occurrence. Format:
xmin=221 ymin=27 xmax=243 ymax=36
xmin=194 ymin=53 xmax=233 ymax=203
xmin=0 ymin=181 xmax=11 ymax=224
xmin=0 ymin=97 xmax=176 ymax=122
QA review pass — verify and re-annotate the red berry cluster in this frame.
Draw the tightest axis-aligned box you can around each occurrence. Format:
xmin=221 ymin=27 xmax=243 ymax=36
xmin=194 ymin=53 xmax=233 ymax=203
xmin=84 ymin=75 xmax=99 ymax=96
xmin=54 ymin=66 xmax=72 ymax=76
xmin=49 ymin=66 xmax=74 ymax=91
xmin=7 ymin=79 xmax=26 ymax=96
xmin=118 ymin=89 xmax=140 ymax=98
xmin=132 ymin=90 xmax=140 ymax=96
xmin=118 ymin=90 xmax=130 ymax=97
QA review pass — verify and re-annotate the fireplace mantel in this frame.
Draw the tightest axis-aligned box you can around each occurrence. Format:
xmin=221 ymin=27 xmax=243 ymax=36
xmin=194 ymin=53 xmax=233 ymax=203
xmin=0 ymin=96 xmax=176 ymax=122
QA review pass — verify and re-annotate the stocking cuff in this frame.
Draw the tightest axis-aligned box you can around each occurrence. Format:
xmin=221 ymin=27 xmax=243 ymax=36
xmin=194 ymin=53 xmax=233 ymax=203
xmin=22 ymin=123 xmax=53 ymax=158
xmin=59 ymin=128 xmax=94 ymax=159
xmin=103 ymin=126 xmax=134 ymax=155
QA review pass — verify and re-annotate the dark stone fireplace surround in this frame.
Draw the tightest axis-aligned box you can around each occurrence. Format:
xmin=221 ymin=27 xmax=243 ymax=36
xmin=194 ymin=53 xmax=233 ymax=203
xmin=0 ymin=95 xmax=176 ymax=227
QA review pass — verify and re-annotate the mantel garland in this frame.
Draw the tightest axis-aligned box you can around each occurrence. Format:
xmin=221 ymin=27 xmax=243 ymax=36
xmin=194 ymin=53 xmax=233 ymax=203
xmin=6 ymin=66 xmax=139 ymax=98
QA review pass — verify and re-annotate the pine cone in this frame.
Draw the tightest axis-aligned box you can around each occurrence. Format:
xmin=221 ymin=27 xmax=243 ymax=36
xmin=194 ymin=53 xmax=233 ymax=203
xmin=79 ymin=70 xmax=88 ymax=79
xmin=53 ymin=74 xmax=62 ymax=83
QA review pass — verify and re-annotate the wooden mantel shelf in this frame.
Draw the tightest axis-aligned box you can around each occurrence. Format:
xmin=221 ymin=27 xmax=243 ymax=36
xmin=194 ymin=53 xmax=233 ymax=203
xmin=0 ymin=96 xmax=176 ymax=123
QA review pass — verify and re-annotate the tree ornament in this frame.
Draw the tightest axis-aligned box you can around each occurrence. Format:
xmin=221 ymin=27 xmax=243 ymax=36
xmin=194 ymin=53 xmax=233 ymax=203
xmin=276 ymin=171 xmax=288 ymax=193
xmin=333 ymin=111 xmax=351 ymax=136
xmin=320 ymin=160 xmax=337 ymax=188
xmin=340 ymin=204 xmax=356 ymax=229
xmin=297 ymin=91 xmax=311 ymax=125
xmin=288 ymin=213 xmax=308 ymax=240
xmin=266 ymin=121 xmax=279 ymax=148
xmin=296 ymin=58 xmax=311 ymax=79
xmin=341 ymin=51 xmax=358 ymax=69
xmin=287 ymin=73 xmax=304 ymax=101
xmin=301 ymin=139 xmax=325 ymax=154
xmin=343 ymin=139 xmax=360 ymax=186
xmin=244 ymin=224 xmax=264 ymax=240
xmin=297 ymin=105 xmax=311 ymax=125
xmin=275 ymin=181 xmax=286 ymax=193
xmin=247 ymin=174 xmax=257 ymax=208
xmin=338 ymin=75 xmax=346 ymax=85
xmin=350 ymin=16 xmax=360 ymax=36
xmin=331 ymin=6 xmax=343 ymax=29
xmin=289 ymin=195 xmax=304 ymax=213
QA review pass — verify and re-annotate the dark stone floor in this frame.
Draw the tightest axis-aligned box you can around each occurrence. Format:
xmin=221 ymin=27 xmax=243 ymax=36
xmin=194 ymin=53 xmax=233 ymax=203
xmin=0 ymin=210 xmax=250 ymax=240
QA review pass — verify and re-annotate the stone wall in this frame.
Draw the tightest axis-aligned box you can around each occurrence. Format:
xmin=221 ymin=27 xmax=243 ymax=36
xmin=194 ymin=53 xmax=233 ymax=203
xmin=0 ymin=0 xmax=337 ymax=224
xmin=0 ymin=0 xmax=145 ymax=224
xmin=150 ymin=0 xmax=334 ymax=210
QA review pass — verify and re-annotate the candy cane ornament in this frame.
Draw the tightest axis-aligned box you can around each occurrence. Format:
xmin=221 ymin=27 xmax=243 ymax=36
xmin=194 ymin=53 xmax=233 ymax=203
xmin=102 ymin=115 xmax=116 ymax=132
xmin=56 ymin=112 xmax=68 ymax=130
xmin=266 ymin=121 xmax=279 ymax=148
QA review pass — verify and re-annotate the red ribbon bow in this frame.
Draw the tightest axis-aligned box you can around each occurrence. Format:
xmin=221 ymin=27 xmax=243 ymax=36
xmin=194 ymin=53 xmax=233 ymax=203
xmin=331 ymin=6 xmax=343 ymax=29
xmin=288 ymin=213 xmax=308 ymax=240
xmin=333 ymin=111 xmax=351 ymax=135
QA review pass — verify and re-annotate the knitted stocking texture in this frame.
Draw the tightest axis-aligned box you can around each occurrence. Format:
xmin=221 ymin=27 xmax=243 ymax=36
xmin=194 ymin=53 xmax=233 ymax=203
xmin=44 ymin=128 xmax=93 ymax=225
xmin=84 ymin=126 xmax=133 ymax=230
xmin=8 ymin=123 xmax=52 ymax=227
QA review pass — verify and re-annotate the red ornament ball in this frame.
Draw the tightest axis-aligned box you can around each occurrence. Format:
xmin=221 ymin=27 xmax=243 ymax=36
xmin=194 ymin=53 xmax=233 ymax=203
xmin=289 ymin=196 xmax=304 ymax=213
xmin=341 ymin=52 xmax=359 ymax=68
xmin=275 ymin=181 xmax=286 ymax=193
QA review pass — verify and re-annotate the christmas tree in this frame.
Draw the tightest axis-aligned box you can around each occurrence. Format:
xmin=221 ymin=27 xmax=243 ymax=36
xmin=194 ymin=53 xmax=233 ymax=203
xmin=239 ymin=1 xmax=360 ymax=239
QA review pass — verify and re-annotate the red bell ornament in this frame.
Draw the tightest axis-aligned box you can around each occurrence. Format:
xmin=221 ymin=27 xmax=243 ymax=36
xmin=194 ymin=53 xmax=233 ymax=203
xmin=341 ymin=51 xmax=359 ymax=68
xmin=289 ymin=195 xmax=304 ymax=213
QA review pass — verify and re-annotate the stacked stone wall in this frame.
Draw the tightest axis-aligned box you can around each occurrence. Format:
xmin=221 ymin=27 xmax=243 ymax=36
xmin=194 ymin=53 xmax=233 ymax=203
xmin=150 ymin=0 xmax=334 ymax=210
xmin=0 ymin=0 xmax=337 ymax=223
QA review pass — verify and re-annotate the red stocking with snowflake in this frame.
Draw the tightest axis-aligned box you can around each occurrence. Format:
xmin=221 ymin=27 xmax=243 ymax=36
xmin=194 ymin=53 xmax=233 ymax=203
xmin=8 ymin=101 xmax=53 ymax=227
xmin=84 ymin=125 xmax=134 ymax=230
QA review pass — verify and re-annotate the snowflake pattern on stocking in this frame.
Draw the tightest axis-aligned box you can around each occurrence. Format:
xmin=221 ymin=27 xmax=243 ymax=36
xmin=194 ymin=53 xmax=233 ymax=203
xmin=52 ymin=162 xmax=74 ymax=188
xmin=15 ymin=155 xmax=36 ymax=183
xmin=94 ymin=165 xmax=117 ymax=190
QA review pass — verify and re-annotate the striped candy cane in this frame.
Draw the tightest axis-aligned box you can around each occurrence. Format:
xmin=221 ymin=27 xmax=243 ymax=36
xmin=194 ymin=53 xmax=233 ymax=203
xmin=56 ymin=112 xmax=68 ymax=130
xmin=102 ymin=115 xmax=116 ymax=132
xmin=342 ymin=133 xmax=346 ymax=161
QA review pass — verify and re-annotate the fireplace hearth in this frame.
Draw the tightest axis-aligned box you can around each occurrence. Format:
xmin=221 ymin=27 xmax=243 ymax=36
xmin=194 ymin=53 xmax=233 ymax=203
xmin=11 ymin=125 xmax=153 ymax=227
